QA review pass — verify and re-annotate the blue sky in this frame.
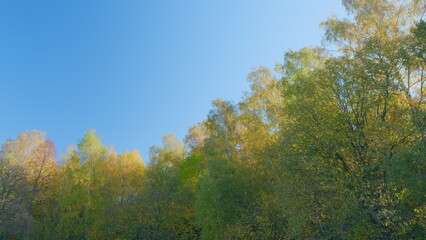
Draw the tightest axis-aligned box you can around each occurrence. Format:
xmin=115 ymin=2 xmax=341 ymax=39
xmin=1 ymin=0 xmax=345 ymax=162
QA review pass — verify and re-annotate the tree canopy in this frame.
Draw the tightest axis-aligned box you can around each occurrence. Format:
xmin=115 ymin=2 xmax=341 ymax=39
xmin=1 ymin=1 xmax=425 ymax=239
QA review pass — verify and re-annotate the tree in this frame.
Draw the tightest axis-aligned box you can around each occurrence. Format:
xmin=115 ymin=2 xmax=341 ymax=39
xmin=0 ymin=130 xmax=58 ymax=240
xmin=0 ymin=154 xmax=31 ymax=239
xmin=136 ymin=133 xmax=198 ymax=239
xmin=273 ymin=0 xmax=426 ymax=238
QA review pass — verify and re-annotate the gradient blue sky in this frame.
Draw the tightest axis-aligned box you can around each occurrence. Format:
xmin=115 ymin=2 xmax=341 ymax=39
xmin=1 ymin=0 xmax=346 ymax=162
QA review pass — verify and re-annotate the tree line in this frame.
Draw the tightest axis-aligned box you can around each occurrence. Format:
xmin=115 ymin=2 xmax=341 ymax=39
xmin=1 ymin=0 xmax=425 ymax=239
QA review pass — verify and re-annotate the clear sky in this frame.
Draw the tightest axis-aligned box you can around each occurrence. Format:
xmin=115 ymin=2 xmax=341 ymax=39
xmin=1 ymin=0 xmax=346 ymax=162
